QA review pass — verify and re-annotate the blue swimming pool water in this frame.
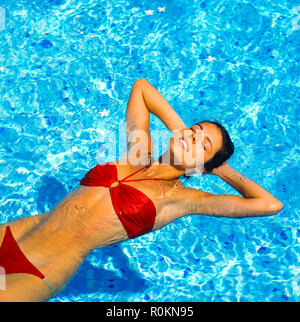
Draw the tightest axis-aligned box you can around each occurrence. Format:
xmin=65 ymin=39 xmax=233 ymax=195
xmin=0 ymin=0 xmax=299 ymax=302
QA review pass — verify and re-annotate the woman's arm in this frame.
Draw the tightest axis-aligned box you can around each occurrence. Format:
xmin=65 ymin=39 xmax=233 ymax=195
xmin=124 ymin=78 xmax=187 ymax=163
xmin=136 ymin=78 xmax=187 ymax=132
xmin=185 ymin=162 xmax=283 ymax=218
xmin=213 ymin=162 xmax=283 ymax=204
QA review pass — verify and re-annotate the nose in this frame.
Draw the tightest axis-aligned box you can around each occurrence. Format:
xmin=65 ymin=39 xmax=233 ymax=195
xmin=180 ymin=128 xmax=196 ymax=145
xmin=191 ymin=128 xmax=203 ymax=145
xmin=192 ymin=131 xmax=196 ymax=144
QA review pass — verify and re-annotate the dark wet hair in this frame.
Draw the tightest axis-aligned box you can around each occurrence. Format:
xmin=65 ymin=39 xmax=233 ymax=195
xmin=200 ymin=120 xmax=234 ymax=173
xmin=181 ymin=119 xmax=234 ymax=180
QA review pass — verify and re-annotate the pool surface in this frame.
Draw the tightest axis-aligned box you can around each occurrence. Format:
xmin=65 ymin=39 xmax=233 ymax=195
xmin=0 ymin=0 xmax=299 ymax=302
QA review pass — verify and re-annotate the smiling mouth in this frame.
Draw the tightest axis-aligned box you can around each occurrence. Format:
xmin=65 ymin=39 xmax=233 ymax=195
xmin=179 ymin=137 xmax=189 ymax=152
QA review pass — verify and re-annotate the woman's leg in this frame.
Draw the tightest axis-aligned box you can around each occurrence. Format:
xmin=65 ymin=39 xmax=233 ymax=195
xmin=0 ymin=273 xmax=52 ymax=302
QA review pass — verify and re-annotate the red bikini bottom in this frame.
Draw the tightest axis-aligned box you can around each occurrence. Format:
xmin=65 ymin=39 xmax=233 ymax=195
xmin=0 ymin=226 xmax=56 ymax=297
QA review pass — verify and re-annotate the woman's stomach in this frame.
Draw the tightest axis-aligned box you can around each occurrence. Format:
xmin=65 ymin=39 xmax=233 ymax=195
xmin=45 ymin=186 xmax=128 ymax=249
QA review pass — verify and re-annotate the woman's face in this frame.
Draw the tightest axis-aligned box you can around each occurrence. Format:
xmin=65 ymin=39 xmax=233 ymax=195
xmin=169 ymin=122 xmax=223 ymax=172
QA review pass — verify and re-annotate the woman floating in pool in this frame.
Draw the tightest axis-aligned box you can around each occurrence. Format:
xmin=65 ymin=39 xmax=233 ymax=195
xmin=0 ymin=78 xmax=283 ymax=301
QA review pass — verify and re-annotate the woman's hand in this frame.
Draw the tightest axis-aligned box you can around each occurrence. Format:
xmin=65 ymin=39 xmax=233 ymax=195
xmin=203 ymin=161 xmax=230 ymax=176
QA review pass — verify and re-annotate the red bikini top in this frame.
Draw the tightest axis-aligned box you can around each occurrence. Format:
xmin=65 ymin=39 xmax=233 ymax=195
xmin=80 ymin=162 xmax=177 ymax=239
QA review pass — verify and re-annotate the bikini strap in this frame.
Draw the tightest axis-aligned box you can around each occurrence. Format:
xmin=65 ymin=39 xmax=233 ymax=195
xmin=120 ymin=165 xmax=178 ymax=183
xmin=43 ymin=278 xmax=57 ymax=298
xmin=119 ymin=165 xmax=150 ymax=182
xmin=122 ymin=177 xmax=178 ymax=183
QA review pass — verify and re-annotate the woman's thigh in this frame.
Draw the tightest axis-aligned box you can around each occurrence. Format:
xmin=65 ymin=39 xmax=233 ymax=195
xmin=0 ymin=273 xmax=51 ymax=302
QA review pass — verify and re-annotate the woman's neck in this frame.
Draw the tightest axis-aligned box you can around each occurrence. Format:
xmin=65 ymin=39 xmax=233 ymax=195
xmin=143 ymin=151 xmax=187 ymax=180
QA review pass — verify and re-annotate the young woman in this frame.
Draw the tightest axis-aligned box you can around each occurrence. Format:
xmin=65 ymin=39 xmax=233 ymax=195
xmin=0 ymin=78 xmax=283 ymax=301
